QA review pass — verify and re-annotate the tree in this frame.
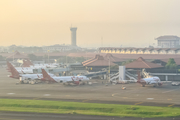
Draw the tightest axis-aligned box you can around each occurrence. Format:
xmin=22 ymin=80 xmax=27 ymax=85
xmin=57 ymin=56 xmax=86 ymax=64
xmin=74 ymin=57 xmax=86 ymax=63
xmin=121 ymin=59 xmax=134 ymax=66
xmin=110 ymin=65 xmax=119 ymax=70
xmin=165 ymin=58 xmax=177 ymax=69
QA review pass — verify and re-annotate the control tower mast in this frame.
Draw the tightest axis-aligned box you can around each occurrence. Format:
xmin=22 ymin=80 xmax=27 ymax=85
xmin=70 ymin=27 xmax=77 ymax=46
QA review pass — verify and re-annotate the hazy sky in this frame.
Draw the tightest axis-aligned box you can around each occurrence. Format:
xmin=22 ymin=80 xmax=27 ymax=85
xmin=1 ymin=0 xmax=180 ymax=47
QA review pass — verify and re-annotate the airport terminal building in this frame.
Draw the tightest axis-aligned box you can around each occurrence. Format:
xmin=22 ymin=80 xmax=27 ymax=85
xmin=155 ymin=35 xmax=180 ymax=48
xmin=99 ymin=47 xmax=180 ymax=55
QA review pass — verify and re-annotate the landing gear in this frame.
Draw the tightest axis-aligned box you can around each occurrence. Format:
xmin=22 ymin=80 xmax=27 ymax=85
xmin=19 ymin=80 xmax=24 ymax=84
xmin=141 ymin=84 xmax=145 ymax=87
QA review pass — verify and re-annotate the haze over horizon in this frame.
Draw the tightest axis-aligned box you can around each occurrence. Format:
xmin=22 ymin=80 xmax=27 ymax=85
xmin=1 ymin=0 xmax=180 ymax=47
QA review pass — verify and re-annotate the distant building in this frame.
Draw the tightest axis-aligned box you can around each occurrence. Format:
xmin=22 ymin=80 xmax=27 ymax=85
xmin=42 ymin=44 xmax=80 ymax=52
xmin=99 ymin=47 xmax=180 ymax=55
xmin=155 ymin=35 xmax=180 ymax=48
xmin=70 ymin=27 xmax=77 ymax=46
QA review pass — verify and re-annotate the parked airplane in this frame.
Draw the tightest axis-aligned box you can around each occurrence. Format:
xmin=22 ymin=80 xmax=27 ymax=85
xmin=41 ymin=69 xmax=89 ymax=85
xmin=7 ymin=62 xmax=54 ymax=81
xmin=7 ymin=61 xmax=33 ymax=74
xmin=22 ymin=59 xmax=58 ymax=68
xmin=137 ymin=72 xmax=162 ymax=87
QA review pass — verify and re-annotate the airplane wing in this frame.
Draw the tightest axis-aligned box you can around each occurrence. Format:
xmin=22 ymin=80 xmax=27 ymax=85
xmin=149 ymin=81 xmax=158 ymax=84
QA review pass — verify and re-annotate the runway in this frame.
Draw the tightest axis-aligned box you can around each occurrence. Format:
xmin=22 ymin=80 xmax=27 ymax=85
xmin=0 ymin=112 xmax=179 ymax=120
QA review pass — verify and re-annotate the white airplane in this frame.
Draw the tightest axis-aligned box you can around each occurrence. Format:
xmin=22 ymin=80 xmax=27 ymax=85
xmin=7 ymin=62 xmax=55 ymax=80
xmin=23 ymin=59 xmax=58 ymax=68
xmin=41 ymin=69 xmax=89 ymax=85
xmin=137 ymin=72 xmax=162 ymax=87
xmin=7 ymin=60 xmax=51 ymax=74
xmin=7 ymin=61 xmax=33 ymax=74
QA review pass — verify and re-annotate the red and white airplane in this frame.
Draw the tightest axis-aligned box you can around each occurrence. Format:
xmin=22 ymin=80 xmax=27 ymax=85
xmin=7 ymin=61 xmax=33 ymax=74
xmin=7 ymin=62 xmax=54 ymax=80
xmin=41 ymin=69 xmax=89 ymax=85
xmin=22 ymin=59 xmax=58 ymax=68
xmin=137 ymin=72 xmax=163 ymax=87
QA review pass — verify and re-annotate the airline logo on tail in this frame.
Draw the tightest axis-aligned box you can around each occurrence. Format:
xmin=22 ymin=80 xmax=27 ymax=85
xmin=22 ymin=60 xmax=30 ymax=67
xmin=137 ymin=71 xmax=146 ymax=85
xmin=7 ymin=61 xmax=20 ymax=79
xmin=22 ymin=59 xmax=34 ymax=67
xmin=41 ymin=69 xmax=56 ymax=83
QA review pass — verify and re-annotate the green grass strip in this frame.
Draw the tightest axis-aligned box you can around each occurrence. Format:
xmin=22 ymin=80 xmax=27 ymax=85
xmin=0 ymin=99 xmax=180 ymax=118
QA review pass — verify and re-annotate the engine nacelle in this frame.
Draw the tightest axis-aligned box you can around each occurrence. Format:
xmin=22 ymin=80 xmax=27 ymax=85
xmin=158 ymin=82 xmax=163 ymax=86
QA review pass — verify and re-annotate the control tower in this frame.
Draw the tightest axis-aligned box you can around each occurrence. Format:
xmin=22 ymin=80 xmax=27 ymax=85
xmin=70 ymin=27 xmax=77 ymax=46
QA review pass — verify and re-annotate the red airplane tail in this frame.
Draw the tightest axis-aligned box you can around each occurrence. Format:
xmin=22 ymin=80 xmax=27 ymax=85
xmin=22 ymin=60 xmax=30 ymax=67
xmin=7 ymin=61 xmax=20 ymax=79
xmin=41 ymin=69 xmax=56 ymax=82
xmin=27 ymin=59 xmax=34 ymax=66
xmin=137 ymin=70 xmax=141 ymax=83
xmin=6 ymin=61 xmax=12 ymax=71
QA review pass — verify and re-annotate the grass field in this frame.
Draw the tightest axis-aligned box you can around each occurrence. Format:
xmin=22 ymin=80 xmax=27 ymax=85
xmin=0 ymin=99 xmax=180 ymax=118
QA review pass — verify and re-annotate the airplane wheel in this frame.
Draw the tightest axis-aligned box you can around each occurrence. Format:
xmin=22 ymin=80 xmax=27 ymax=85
xmin=20 ymin=81 xmax=24 ymax=84
xmin=141 ymin=84 xmax=145 ymax=87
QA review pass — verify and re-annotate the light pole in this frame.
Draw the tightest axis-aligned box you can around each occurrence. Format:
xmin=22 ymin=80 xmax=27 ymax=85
xmin=12 ymin=50 xmax=14 ymax=62
xmin=109 ymin=57 xmax=110 ymax=82
xmin=47 ymin=50 xmax=49 ymax=63
xmin=66 ymin=54 xmax=67 ymax=65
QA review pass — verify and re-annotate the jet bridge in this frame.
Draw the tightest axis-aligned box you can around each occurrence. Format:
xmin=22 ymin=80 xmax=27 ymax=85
xmin=84 ymin=71 xmax=108 ymax=79
xmin=110 ymin=66 xmax=137 ymax=83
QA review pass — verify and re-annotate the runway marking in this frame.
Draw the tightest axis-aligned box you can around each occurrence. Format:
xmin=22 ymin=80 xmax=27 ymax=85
xmin=135 ymin=102 xmax=143 ymax=105
xmin=147 ymin=98 xmax=154 ymax=100
xmin=43 ymin=94 xmax=50 ymax=96
xmin=112 ymin=93 xmax=118 ymax=97
xmin=7 ymin=93 xmax=15 ymax=95
xmin=123 ymin=97 xmax=127 ymax=99
xmin=65 ymin=95 xmax=70 ymax=97
xmin=168 ymin=104 xmax=174 ymax=107
xmin=168 ymin=99 xmax=172 ymax=100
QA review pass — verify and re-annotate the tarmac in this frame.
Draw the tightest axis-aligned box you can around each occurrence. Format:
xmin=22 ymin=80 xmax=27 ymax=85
xmin=0 ymin=112 xmax=180 ymax=120
xmin=1 ymin=68 xmax=180 ymax=119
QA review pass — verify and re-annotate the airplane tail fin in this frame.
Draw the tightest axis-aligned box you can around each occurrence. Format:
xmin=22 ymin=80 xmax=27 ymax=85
xmin=137 ymin=70 xmax=141 ymax=83
xmin=27 ymin=59 xmax=34 ymax=66
xmin=41 ymin=69 xmax=55 ymax=82
xmin=6 ymin=61 xmax=11 ymax=71
xmin=42 ymin=69 xmax=50 ymax=79
xmin=22 ymin=60 xmax=30 ymax=67
xmin=7 ymin=61 xmax=20 ymax=78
